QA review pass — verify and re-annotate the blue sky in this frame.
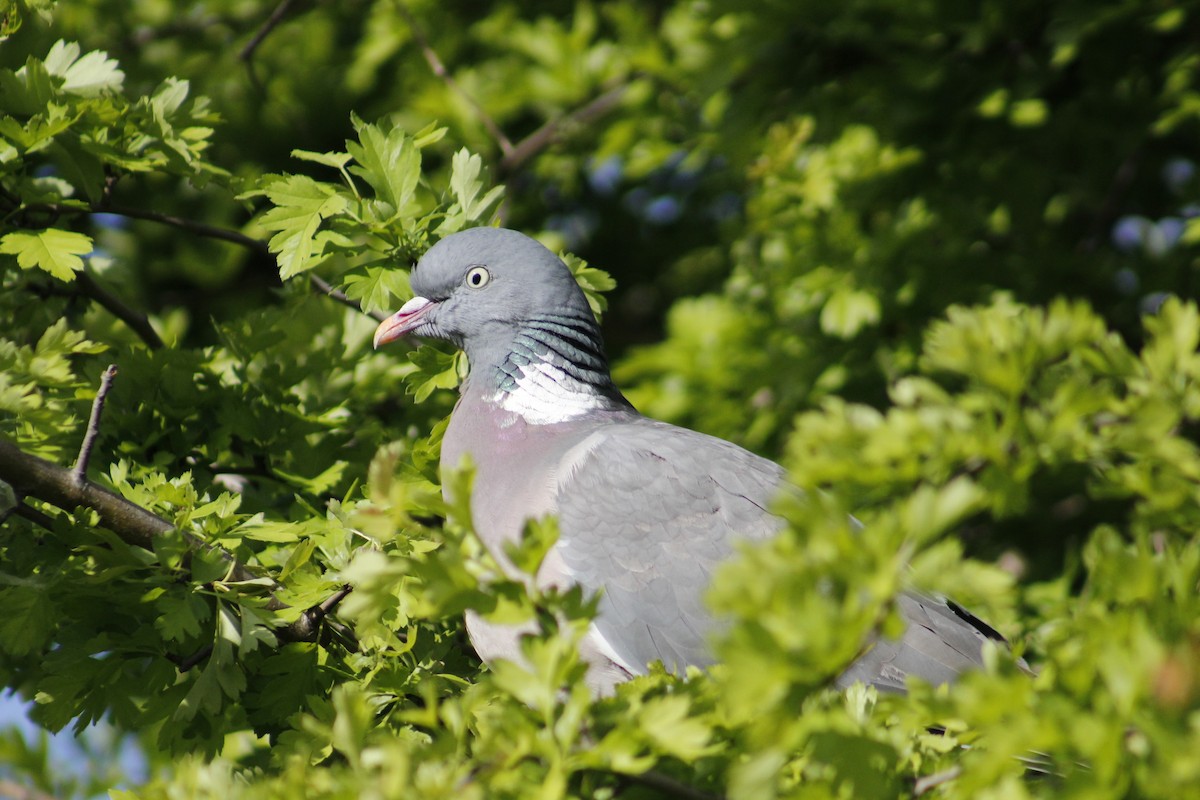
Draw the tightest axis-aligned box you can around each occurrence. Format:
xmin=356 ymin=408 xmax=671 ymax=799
xmin=0 ymin=691 xmax=149 ymax=798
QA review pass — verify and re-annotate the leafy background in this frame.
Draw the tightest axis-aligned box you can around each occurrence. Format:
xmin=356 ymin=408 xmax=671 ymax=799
xmin=2 ymin=0 xmax=1200 ymax=797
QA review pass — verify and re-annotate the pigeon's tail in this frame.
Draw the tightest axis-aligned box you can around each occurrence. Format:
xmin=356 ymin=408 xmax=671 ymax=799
xmin=834 ymin=592 xmax=1033 ymax=693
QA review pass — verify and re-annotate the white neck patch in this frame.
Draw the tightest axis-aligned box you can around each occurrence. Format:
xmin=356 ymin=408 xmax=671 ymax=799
xmin=489 ymin=358 xmax=606 ymax=425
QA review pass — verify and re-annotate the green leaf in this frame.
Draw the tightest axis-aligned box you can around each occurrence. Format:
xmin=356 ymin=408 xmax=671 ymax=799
xmin=347 ymin=116 xmax=420 ymax=215
xmin=273 ymin=460 xmax=349 ymax=494
xmin=0 ymin=587 xmax=55 ymax=656
xmin=44 ymin=40 xmax=124 ymax=96
xmin=342 ymin=266 xmax=411 ymax=313
xmin=0 ymin=4 xmax=22 ymax=39
xmin=48 ymin=141 xmax=106 ymax=202
xmin=561 ymin=252 xmax=616 ymax=317
xmin=292 ymin=149 xmax=353 ymax=171
xmin=176 ymin=604 xmax=246 ymax=722
xmin=6 ymin=53 xmax=55 ymax=113
xmin=405 ymin=345 xmax=465 ymax=402
xmin=639 ymin=695 xmax=715 ymax=760
xmin=1009 ymin=98 xmax=1048 ymax=127
xmin=154 ymin=591 xmax=211 ymax=642
xmin=0 ymin=228 xmax=92 ymax=281
xmin=819 ymin=287 xmax=881 ymax=338
xmin=149 ymin=76 xmax=189 ymax=118
xmin=448 ymin=146 xmax=490 ymax=221
xmin=292 ymin=148 xmax=359 ymax=197
xmin=236 ymin=519 xmax=304 ymax=544
xmin=505 ymin=516 xmax=560 ymax=577
xmin=256 ymin=175 xmax=349 ymax=278
xmin=237 ymin=605 xmax=278 ymax=657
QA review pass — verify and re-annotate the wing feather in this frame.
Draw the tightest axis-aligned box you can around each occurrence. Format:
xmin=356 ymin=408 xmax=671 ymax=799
xmin=553 ymin=419 xmax=786 ymax=676
xmin=543 ymin=418 xmax=1013 ymax=694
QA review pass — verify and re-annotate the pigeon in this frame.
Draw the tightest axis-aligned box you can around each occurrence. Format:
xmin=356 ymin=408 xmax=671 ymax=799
xmin=373 ymin=226 xmax=1016 ymax=695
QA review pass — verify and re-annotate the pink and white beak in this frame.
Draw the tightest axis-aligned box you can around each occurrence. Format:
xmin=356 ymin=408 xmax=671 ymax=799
xmin=373 ymin=296 xmax=437 ymax=348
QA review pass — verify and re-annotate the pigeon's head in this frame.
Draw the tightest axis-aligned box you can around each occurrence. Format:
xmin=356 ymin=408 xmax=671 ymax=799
xmin=373 ymin=227 xmax=594 ymax=352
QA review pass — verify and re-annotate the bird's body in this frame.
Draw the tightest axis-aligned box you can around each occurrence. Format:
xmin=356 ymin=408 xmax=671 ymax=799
xmin=374 ymin=226 xmax=1012 ymax=695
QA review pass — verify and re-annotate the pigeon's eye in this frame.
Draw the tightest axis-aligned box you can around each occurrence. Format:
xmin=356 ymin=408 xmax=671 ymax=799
xmin=465 ymin=265 xmax=491 ymax=288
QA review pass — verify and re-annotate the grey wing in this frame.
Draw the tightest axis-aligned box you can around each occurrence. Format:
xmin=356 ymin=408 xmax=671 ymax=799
xmin=552 ymin=420 xmax=787 ymax=678
xmin=835 ymin=592 xmax=1021 ymax=692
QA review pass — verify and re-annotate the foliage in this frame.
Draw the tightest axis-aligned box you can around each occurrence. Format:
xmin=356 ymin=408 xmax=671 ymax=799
xmin=2 ymin=1 xmax=1200 ymax=798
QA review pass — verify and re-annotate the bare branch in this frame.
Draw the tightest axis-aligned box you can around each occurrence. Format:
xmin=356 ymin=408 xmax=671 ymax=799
xmin=314 ymin=584 xmax=353 ymax=618
xmin=240 ymin=0 xmax=302 ymax=63
xmin=310 ymin=272 xmax=387 ymax=322
xmin=0 ymin=438 xmax=345 ymax=645
xmin=501 ymin=84 xmax=628 ymax=176
xmin=76 ymin=272 xmax=165 ymax=349
xmin=15 ymin=182 xmax=390 ymax=329
xmin=167 ymin=581 xmax=356 ymax=672
xmin=1079 ymin=149 xmax=1141 ymax=254
xmin=93 ymin=202 xmax=384 ymax=326
xmin=395 ymin=1 xmax=514 ymax=157
xmin=174 ymin=645 xmax=215 ymax=673
xmin=915 ymin=766 xmax=963 ymax=796
xmin=104 ymin=203 xmax=270 ymax=255
xmin=73 ymin=365 xmax=119 ymax=484
xmin=620 ymin=770 xmax=724 ymax=800
xmin=12 ymin=502 xmax=57 ymax=530
xmin=95 ymin=206 xmax=387 ymax=322
xmin=1 ymin=438 xmax=172 ymax=551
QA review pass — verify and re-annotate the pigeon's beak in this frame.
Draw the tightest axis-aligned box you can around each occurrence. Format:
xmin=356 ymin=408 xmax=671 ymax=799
xmin=373 ymin=296 xmax=437 ymax=348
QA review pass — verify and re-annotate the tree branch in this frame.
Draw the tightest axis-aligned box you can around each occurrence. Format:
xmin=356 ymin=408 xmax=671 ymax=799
xmin=96 ymin=205 xmax=385 ymax=321
xmin=310 ymin=272 xmax=387 ymax=322
xmin=13 ymin=501 xmax=58 ymax=530
xmin=500 ymin=83 xmax=628 ymax=176
xmin=12 ymin=178 xmax=394 ymax=328
xmin=0 ymin=438 xmax=349 ymax=646
xmin=1 ymin=438 xmax=172 ymax=552
xmin=618 ymin=770 xmax=724 ymax=800
xmin=395 ymin=1 xmax=514 ymax=157
xmin=75 ymin=272 xmax=165 ymax=349
xmin=313 ymin=584 xmax=353 ymax=619
xmin=914 ymin=766 xmax=963 ymax=796
xmin=1079 ymin=149 xmax=1142 ymax=254
xmin=173 ymin=645 xmax=215 ymax=673
xmin=239 ymin=0 xmax=302 ymax=64
xmin=104 ymin=203 xmax=271 ymax=255
xmin=73 ymin=365 xmax=118 ymax=484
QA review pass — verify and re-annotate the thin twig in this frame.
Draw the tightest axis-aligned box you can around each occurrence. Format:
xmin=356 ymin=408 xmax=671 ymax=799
xmin=500 ymin=83 xmax=628 ymax=175
xmin=310 ymin=272 xmax=387 ymax=321
xmin=239 ymin=0 xmax=301 ymax=63
xmin=914 ymin=766 xmax=963 ymax=796
xmin=273 ymin=584 xmax=359 ymax=654
xmin=76 ymin=272 xmax=165 ymax=349
xmin=395 ymin=1 xmax=514 ymax=157
xmin=175 ymin=645 xmax=215 ymax=673
xmin=169 ymin=582 xmax=356 ymax=673
xmin=18 ymin=190 xmax=386 ymax=328
xmin=73 ymin=364 xmax=119 ymax=485
xmin=620 ymin=770 xmax=724 ymax=800
xmin=95 ymin=203 xmax=384 ymax=324
xmin=98 ymin=206 xmax=385 ymax=321
xmin=1079 ymin=149 xmax=1142 ymax=254
xmin=13 ymin=502 xmax=58 ymax=530
xmin=105 ymin=203 xmax=270 ymax=255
